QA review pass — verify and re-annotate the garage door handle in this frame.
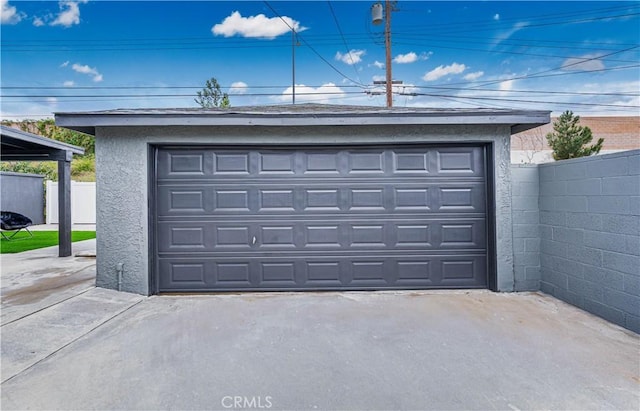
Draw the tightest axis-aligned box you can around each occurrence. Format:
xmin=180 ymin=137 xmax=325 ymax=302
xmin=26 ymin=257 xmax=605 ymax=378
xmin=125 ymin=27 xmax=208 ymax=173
xmin=252 ymin=236 xmax=257 ymax=245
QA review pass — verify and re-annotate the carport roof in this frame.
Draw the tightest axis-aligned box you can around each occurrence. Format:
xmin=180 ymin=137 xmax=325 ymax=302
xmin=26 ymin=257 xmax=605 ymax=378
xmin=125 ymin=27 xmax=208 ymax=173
xmin=55 ymin=104 xmax=549 ymax=135
xmin=1 ymin=125 xmax=84 ymax=161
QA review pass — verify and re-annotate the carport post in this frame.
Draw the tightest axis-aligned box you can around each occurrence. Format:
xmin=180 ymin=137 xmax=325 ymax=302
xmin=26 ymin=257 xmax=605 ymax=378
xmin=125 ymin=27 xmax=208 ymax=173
xmin=58 ymin=152 xmax=72 ymax=257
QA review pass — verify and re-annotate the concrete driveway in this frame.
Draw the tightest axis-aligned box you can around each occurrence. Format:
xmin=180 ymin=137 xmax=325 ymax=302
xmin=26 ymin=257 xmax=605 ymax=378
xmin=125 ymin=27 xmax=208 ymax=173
xmin=1 ymin=242 xmax=639 ymax=410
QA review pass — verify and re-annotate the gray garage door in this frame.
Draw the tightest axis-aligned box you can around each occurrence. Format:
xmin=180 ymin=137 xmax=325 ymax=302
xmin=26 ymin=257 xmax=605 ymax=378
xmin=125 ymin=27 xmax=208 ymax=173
xmin=154 ymin=145 xmax=488 ymax=292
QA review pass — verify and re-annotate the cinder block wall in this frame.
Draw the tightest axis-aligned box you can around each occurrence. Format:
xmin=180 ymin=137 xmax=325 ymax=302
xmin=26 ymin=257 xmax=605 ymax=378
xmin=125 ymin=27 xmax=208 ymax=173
xmin=510 ymin=165 xmax=540 ymax=291
xmin=538 ymin=150 xmax=640 ymax=333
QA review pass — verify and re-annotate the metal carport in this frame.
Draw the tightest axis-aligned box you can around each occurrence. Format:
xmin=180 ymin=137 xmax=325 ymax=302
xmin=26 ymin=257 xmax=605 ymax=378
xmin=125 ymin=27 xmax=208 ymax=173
xmin=0 ymin=125 xmax=85 ymax=257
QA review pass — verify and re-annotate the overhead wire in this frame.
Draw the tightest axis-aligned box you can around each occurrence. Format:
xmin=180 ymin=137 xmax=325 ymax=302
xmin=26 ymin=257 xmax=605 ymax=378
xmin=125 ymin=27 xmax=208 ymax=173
xmin=327 ymin=1 xmax=362 ymax=84
xmin=2 ymin=83 xmax=637 ymax=98
xmin=262 ymin=1 xmax=366 ymax=88
xmin=2 ymin=2 xmax=638 ymax=113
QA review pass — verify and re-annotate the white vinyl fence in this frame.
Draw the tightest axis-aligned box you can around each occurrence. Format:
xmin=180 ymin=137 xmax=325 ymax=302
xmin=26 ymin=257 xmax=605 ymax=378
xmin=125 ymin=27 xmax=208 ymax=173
xmin=46 ymin=181 xmax=96 ymax=224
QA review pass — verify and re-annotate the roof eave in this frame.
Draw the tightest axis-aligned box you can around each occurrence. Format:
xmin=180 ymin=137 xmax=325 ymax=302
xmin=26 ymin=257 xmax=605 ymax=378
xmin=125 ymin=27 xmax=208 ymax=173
xmin=55 ymin=110 xmax=550 ymax=136
xmin=0 ymin=125 xmax=85 ymax=155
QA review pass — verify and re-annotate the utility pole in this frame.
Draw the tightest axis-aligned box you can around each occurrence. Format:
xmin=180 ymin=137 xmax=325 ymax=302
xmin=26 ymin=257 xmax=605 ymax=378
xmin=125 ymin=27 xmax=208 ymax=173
xmin=292 ymin=29 xmax=296 ymax=104
xmin=384 ymin=0 xmax=392 ymax=108
xmin=372 ymin=1 xmax=395 ymax=108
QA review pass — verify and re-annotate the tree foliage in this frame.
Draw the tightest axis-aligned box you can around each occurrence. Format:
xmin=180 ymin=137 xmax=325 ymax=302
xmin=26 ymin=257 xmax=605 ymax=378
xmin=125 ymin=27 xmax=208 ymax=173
xmin=0 ymin=119 xmax=95 ymax=181
xmin=194 ymin=77 xmax=230 ymax=108
xmin=1 ymin=118 xmax=95 ymax=155
xmin=546 ymin=111 xmax=604 ymax=161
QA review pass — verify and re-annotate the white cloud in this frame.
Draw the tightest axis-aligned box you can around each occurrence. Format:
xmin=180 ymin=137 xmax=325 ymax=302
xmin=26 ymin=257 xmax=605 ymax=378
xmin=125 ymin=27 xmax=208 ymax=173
xmin=60 ymin=61 xmax=70 ymax=67
xmin=371 ymin=60 xmax=385 ymax=69
xmin=561 ymin=54 xmax=605 ymax=71
xmin=275 ymin=83 xmax=346 ymax=104
xmin=71 ymin=63 xmax=103 ymax=82
xmin=33 ymin=16 xmax=45 ymax=27
xmin=493 ymin=14 xmax=500 ymax=21
xmin=394 ymin=52 xmax=418 ymax=64
xmin=335 ymin=49 xmax=365 ymax=65
xmin=499 ymin=79 xmax=514 ymax=91
xmin=422 ymin=62 xmax=466 ymax=81
xmin=72 ymin=63 xmax=97 ymax=75
xmin=212 ymin=11 xmax=305 ymax=39
xmin=463 ymin=71 xmax=484 ymax=81
xmin=1 ymin=0 xmax=23 ymax=24
xmin=51 ymin=1 xmax=87 ymax=28
xmin=493 ymin=22 xmax=528 ymax=46
xmin=393 ymin=51 xmax=432 ymax=64
xmin=372 ymin=75 xmax=385 ymax=82
xmin=229 ymin=81 xmax=248 ymax=94
xmin=63 ymin=80 xmax=75 ymax=87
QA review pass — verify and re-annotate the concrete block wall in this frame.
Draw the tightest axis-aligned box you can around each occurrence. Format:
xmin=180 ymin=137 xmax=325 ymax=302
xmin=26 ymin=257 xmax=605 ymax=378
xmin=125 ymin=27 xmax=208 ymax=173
xmin=510 ymin=165 xmax=540 ymax=291
xmin=538 ymin=150 xmax=640 ymax=333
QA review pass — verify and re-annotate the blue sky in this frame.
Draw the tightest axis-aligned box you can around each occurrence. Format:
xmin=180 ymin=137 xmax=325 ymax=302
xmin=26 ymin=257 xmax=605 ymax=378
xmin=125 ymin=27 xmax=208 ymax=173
xmin=1 ymin=1 xmax=639 ymax=119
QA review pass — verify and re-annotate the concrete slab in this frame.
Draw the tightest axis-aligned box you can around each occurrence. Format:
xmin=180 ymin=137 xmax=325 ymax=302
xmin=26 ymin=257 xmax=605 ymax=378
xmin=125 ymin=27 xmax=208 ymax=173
xmin=1 ymin=239 xmax=97 ymax=325
xmin=1 ymin=287 xmax=144 ymax=382
xmin=1 ymin=290 xmax=638 ymax=410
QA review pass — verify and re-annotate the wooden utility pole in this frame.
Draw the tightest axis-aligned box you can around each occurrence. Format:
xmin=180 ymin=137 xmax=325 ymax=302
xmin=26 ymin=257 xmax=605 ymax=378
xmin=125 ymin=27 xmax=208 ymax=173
xmin=292 ymin=29 xmax=296 ymax=104
xmin=384 ymin=0 xmax=392 ymax=107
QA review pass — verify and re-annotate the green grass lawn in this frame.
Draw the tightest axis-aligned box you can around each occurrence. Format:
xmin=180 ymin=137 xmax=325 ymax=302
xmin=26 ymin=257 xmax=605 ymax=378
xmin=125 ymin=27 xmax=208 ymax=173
xmin=0 ymin=231 xmax=96 ymax=254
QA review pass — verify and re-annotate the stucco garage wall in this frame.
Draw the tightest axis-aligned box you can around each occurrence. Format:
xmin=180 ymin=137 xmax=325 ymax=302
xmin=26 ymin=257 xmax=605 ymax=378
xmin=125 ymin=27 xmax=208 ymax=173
xmin=539 ymin=150 xmax=640 ymax=333
xmin=96 ymin=124 xmax=515 ymax=295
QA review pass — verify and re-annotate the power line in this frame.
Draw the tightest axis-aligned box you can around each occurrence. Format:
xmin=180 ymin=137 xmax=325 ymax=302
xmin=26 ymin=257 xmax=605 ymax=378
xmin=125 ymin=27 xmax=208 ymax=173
xmin=5 ymin=90 xmax=638 ymax=110
xmin=463 ymin=46 xmax=640 ymax=90
xmin=402 ymin=92 xmax=640 ymax=109
xmin=394 ymin=40 xmax=638 ymax=64
xmin=1 ymin=91 xmax=366 ymax=100
xmin=410 ymin=86 xmax=639 ymax=98
xmin=263 ymin=1 xmax=366 ymax=88
xmin=2 ymin=84 xmax=637 ymax=99
xmin=398 ymin=4 xmax=640 ymax=36
xmin=0 ymin=85 xmax=365 ymax=90
xmin=327 ymin=0 xmax=362 ymax=84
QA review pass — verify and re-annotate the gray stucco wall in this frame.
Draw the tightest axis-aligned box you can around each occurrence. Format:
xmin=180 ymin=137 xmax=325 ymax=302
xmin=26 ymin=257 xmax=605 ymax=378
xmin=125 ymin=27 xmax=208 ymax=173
xmin=510 ymin=165 xmax=540 ymax=291
xmin=539 ymin=150 xmax=640 ymax=333
xmin=0 ymin=172 xmax=45 ymax=224
xmin=95 ymin=124 xmax=515 ymax=295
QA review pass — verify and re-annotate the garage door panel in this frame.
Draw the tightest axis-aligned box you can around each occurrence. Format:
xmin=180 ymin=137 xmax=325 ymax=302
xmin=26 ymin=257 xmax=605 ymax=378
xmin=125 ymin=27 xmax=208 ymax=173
xmin=158 ymin=185 xmax=485 ymax=216
xmin=157 ymin=254 xmax=486 ymax=291
xmin=158 ymin=147 xmax=485 ymax=179
xmin=214 ymin=153 xmax=251 ymax=175
xmin=393 ymin=152 xmax=429 ymax=173
xmin=157 ymin=218 xmax=485 ymax=252
xmin=261 ymin=262 xmax=297 ymax=284
xmin=259 ymin=153 xmax=296 ymax=174
xmin=260 ymin=189 xmax=295 ymax=210
xmin=159 ymin=259 xmax=209 ymax=290
xmin=436 ymin=147 xmax=485 ymax=175
xmin=155 ymin=146 xmax=488 ymax=292
xmin=304 ymin=152 xmax=340 ymax=174
xmin=157 ymin=150 xmax=210 ymax=177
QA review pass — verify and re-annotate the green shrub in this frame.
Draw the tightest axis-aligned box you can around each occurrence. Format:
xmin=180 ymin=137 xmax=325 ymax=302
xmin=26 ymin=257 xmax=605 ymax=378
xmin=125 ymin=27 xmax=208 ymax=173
xmin=71 ymin=155 xmax=95 ymax=174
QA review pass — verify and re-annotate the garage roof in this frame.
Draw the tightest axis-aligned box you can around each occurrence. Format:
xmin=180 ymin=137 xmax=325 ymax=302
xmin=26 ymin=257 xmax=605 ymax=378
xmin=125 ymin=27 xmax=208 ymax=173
xmin=55 ymin=104 xmax=549 ymax=135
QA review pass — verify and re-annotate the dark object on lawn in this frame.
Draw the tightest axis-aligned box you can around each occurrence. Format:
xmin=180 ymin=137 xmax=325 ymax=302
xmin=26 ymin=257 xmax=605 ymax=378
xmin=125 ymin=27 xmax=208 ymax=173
xmin=1 ymin=211 xmax=33 ymax=240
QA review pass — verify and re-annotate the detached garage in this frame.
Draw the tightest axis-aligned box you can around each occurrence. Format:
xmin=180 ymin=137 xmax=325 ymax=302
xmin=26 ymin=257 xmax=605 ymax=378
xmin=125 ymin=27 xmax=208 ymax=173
xmin=55 ymin=105 xmax=548 ymax=295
